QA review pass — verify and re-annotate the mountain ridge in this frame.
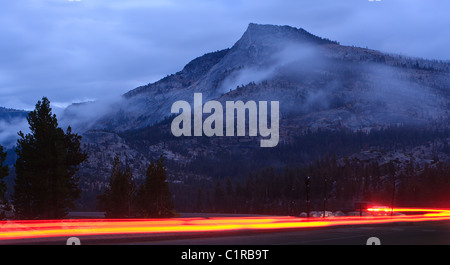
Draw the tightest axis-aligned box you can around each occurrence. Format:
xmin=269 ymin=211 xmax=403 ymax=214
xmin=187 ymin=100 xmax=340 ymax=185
xmin=71 ymin=23 xmax=449 ymax=172
xmin=86 ymin=23 xmax=448 ymax=132
xmin=1 ymin=23 xmax=449 ymax=211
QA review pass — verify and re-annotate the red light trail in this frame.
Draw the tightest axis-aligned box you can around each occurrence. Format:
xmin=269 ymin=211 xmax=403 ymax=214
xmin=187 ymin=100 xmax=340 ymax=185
xmin=1 ymin=208 xmax=450 ymax=241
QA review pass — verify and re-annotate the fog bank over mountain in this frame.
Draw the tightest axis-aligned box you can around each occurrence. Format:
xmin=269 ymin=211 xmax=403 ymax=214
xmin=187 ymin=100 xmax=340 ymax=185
xmin=60 ymin=24 xmax=448 ymax=135
xmin=1 ymin=23 xmax=449 ymax=211
xmin=2 ymin=24 xmax=448 ymax=150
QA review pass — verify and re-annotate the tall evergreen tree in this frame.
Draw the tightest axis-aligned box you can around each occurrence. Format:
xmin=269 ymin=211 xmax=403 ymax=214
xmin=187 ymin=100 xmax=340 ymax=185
xmin=0 ymin=145 xmax=9 ymax=206
xmin=12 ymin=97 xmax=87 ymax=219
xmin=195 ymin=188 xmax=203 ymax=213
xmin=138 ymin=155 xmax=175 ymax=217
xmin=123 ymin=165 xmax=136 ymax=217
xmin=225 ymin=176 xmax=233 ymax=212
xmin=97 ymin=155 xmax=135 ymax=218
xmin=214 ymin=180 xmax=224 ymax=213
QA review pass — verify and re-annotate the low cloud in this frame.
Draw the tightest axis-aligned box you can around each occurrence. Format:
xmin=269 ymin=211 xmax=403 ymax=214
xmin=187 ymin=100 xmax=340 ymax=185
xmin=1 ymin=0 xmax=450 ymax=112
xmin=0 ymin=118 xmax=29 ymax=148
xmin=219 ymin=41 xmax=324 ymax=94
xmin=59 ymin=95 xmax=124 ymax=134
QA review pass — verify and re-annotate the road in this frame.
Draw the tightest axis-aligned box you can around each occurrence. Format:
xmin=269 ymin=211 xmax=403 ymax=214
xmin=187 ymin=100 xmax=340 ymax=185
xmin=119 ymin=220 xmax=450 ymax=245
xmin=6 ymin=222 xmax=445 ymax=265
xmin=3 ymin=208 xmax=450 ymax=245
xmin=6 ymin=220 xmax=448 ymax=245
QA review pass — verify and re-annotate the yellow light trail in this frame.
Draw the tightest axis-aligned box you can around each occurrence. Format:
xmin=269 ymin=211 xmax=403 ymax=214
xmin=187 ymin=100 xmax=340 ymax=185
xmin=1 ymin=208 xmax=450 ymax=241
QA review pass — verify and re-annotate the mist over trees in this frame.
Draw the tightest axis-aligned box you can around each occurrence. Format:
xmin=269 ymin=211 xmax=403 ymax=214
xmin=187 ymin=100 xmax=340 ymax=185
xmin=12 ymin=97 xmax=87 ymax=220
xmin=1 ymin=97 xmax=178 ymax=220
xmin=1 ymin=97 xmax=449 ymax=219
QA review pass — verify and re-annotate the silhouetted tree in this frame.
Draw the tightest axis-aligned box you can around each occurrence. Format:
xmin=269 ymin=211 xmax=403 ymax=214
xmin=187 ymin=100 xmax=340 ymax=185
xmin=195 ymin=188 xmax=203 ymax=212
xmin=137 ymin=155 xmax=176 ymax=217
xmin=97 ymin=154 xmax=135 ymax=218
xmin=0 ymin=145 xmax=9 ymax=211
xmin=13 ymin=97 xmax=87 ymax=219
xmin=214 ymin=180 xmax=224 ymax=212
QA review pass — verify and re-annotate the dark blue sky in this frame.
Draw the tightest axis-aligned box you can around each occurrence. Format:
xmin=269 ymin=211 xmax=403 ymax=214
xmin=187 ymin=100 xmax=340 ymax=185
xmin=1 ymin=0 xmax=449 ymax=111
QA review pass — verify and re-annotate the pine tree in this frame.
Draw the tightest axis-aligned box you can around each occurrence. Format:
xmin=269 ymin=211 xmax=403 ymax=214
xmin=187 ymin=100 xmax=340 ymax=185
xmin=138 ymin=155 xmax=175 ymax=217
xmin=0 ymin=145 xmax=9 ymax=206
xmin=12 ymin=97 xmax=87 ymax=219
xmin=225 ymin=176 xmax=233 ymax=212
xmin=195 ymin=188 xmax=203 ymax=213
xmin=234 ymin=181 xmax=243 ymax=213
xmin=123 ymin=165 xmax=136 ymax=217
xmin=97 ymin=155 xmax=135 ymax=218
xmin=214 ymin=180 xmax=224 ymax=213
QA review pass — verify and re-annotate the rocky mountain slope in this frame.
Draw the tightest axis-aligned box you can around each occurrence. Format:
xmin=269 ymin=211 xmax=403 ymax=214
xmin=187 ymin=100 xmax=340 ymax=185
xmin=66 ymin=23 xmax=449 ymax=134
xmin=3 ymin=23 xmax=449 ymax=210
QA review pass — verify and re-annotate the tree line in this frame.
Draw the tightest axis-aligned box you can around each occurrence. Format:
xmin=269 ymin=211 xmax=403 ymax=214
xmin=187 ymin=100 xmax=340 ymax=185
xmin=96 ymin=154 xmax=176 ymax=218
xmin=0 ymin=97 xmax=87 ymax=219
xmin=0 ymin=97 xmax=175 ymax=220
xmin=182 ymin=155 xmax=450 ymax=215
xmin=1 ymin=97 xmax=448 ymax=219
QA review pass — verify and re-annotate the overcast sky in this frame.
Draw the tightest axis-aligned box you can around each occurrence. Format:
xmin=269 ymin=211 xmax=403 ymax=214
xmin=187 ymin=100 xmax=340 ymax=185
xmin=1 ymin=0 xmax=449 ymax=112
